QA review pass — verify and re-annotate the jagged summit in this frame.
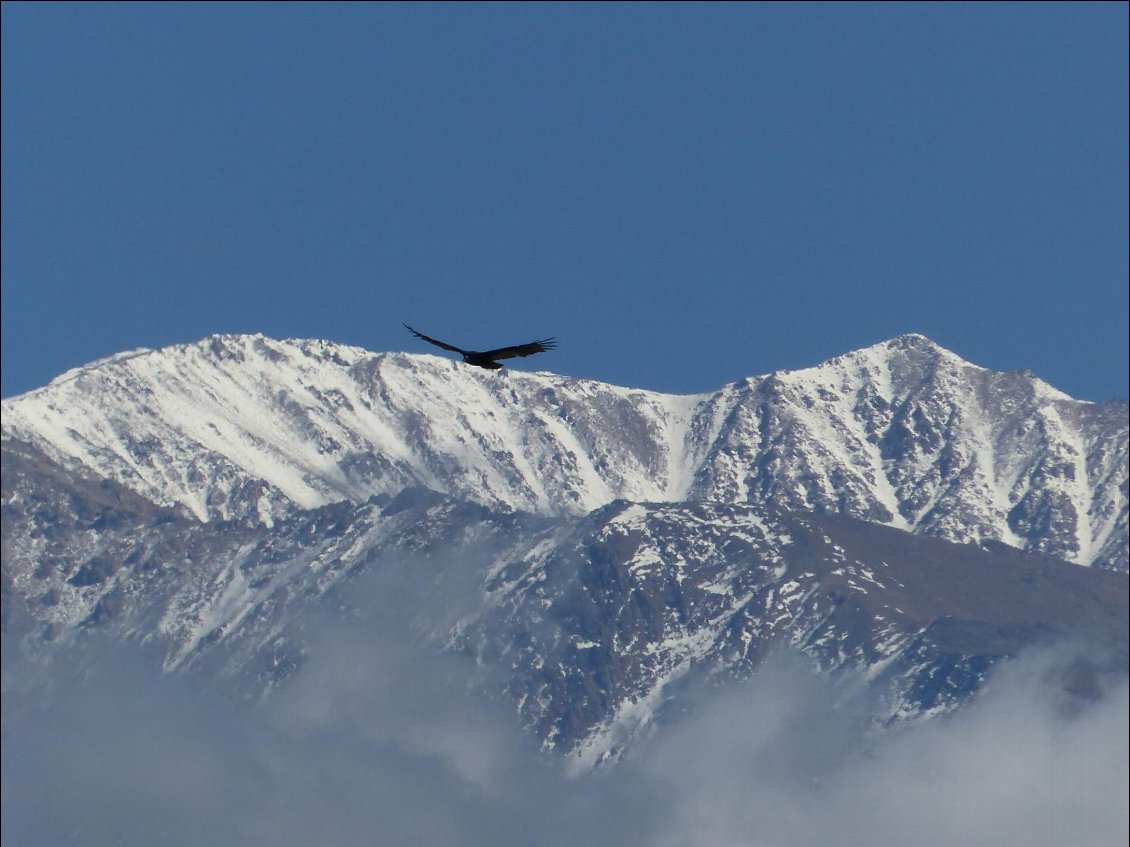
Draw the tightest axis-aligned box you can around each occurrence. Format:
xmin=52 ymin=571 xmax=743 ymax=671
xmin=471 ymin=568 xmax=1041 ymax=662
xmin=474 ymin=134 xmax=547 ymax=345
xmin=846 ymin=331 xmax=949 ymax=358
xmin=2 ymin=333 xmax=1126 ymax=569
xmin=18 ymin=331 xmax=975 ymax=399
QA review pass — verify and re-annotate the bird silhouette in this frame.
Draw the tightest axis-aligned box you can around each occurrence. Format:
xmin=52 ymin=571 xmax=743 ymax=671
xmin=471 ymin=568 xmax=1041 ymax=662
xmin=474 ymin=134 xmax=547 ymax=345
xmin=403 ymin=324 xmax=557 ymax=370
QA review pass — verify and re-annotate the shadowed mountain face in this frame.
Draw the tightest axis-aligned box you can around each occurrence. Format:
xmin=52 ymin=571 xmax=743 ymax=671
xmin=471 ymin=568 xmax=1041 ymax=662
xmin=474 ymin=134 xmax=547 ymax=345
xmin=2 ymin=333 xmax=1126 ymax=569
xmin=4 ymin=436 xmax=1126 ymax=763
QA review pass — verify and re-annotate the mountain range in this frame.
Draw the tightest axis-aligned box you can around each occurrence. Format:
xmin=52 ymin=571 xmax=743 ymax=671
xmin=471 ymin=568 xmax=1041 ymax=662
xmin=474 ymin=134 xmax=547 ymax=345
xmin=2 ymin=332 xmax=1127 ymax=763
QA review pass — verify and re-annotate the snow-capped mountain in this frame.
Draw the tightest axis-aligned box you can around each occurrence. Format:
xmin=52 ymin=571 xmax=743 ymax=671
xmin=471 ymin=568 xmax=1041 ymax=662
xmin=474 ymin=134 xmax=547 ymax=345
xmin=2 ymin=333 xmax=1127 ymax=762
xmin=2 ymin=332 xmax=1126 ymax=569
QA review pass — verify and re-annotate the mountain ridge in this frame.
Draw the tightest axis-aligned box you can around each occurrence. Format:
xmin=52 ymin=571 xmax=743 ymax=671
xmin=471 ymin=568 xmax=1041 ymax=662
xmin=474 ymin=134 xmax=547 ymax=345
xmin=3 ymin=332 xmax=1125 ymax=569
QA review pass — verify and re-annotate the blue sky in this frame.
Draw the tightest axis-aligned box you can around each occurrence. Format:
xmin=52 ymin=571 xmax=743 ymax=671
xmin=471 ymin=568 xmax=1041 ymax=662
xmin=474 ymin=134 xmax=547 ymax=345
xmin=3 ymin=2 xmax=1127 ymax=401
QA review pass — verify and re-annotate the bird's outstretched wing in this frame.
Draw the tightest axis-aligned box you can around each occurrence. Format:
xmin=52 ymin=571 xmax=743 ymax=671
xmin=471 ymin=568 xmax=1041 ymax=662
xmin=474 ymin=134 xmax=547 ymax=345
xmin=479 ymin=338 xmax=558 ymax=361
xmin=403 ymin=324 xmax=467 ymax=355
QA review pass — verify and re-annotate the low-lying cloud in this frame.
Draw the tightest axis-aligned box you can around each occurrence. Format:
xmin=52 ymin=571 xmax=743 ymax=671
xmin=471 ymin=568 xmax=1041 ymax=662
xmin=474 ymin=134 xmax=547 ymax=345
xmin=637 ymin=648 xmax=1128 ymax=847
xmin=3 ymin=587 xmax=1126 ymax=847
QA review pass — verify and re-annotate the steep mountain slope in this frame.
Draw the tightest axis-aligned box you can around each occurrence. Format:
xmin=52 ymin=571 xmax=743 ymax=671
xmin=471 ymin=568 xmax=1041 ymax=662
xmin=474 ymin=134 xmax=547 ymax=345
xmin=2 ymin=333 xmax=1126 ymax=568
xmin=4 ymin=439 xmax=1126 ymax=764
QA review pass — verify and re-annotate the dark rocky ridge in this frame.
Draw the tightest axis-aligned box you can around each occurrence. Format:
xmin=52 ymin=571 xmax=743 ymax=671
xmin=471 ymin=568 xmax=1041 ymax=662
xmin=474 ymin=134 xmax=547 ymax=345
xmin=4 ymin=438 xmax=1125 ymax=762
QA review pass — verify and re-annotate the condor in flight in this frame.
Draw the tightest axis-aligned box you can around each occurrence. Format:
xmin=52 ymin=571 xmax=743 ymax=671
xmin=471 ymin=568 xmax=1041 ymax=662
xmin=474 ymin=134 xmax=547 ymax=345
xmin=403 ymin=324 xmax=557 ymax=370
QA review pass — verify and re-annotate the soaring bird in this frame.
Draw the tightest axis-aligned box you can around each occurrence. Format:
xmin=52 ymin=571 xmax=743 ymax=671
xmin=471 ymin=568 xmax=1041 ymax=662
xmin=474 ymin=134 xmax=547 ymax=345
xmin=403 ymin=324 xmax=557 ymax=370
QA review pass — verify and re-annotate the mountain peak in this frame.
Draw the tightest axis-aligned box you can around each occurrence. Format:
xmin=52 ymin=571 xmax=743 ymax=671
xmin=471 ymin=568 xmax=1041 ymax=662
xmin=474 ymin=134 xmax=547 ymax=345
xmin=846 ymin=332 xmax=967 ymax=369
xmin=772 ymin=333 xmax=977 ymax=400
xmin=887 ymin=331 xmax=942 ymax=349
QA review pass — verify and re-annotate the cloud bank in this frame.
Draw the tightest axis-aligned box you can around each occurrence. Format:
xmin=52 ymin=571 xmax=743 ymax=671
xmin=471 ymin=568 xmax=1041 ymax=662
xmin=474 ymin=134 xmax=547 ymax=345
xmin=3 ymin=592 xmax=1126 ymax=847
